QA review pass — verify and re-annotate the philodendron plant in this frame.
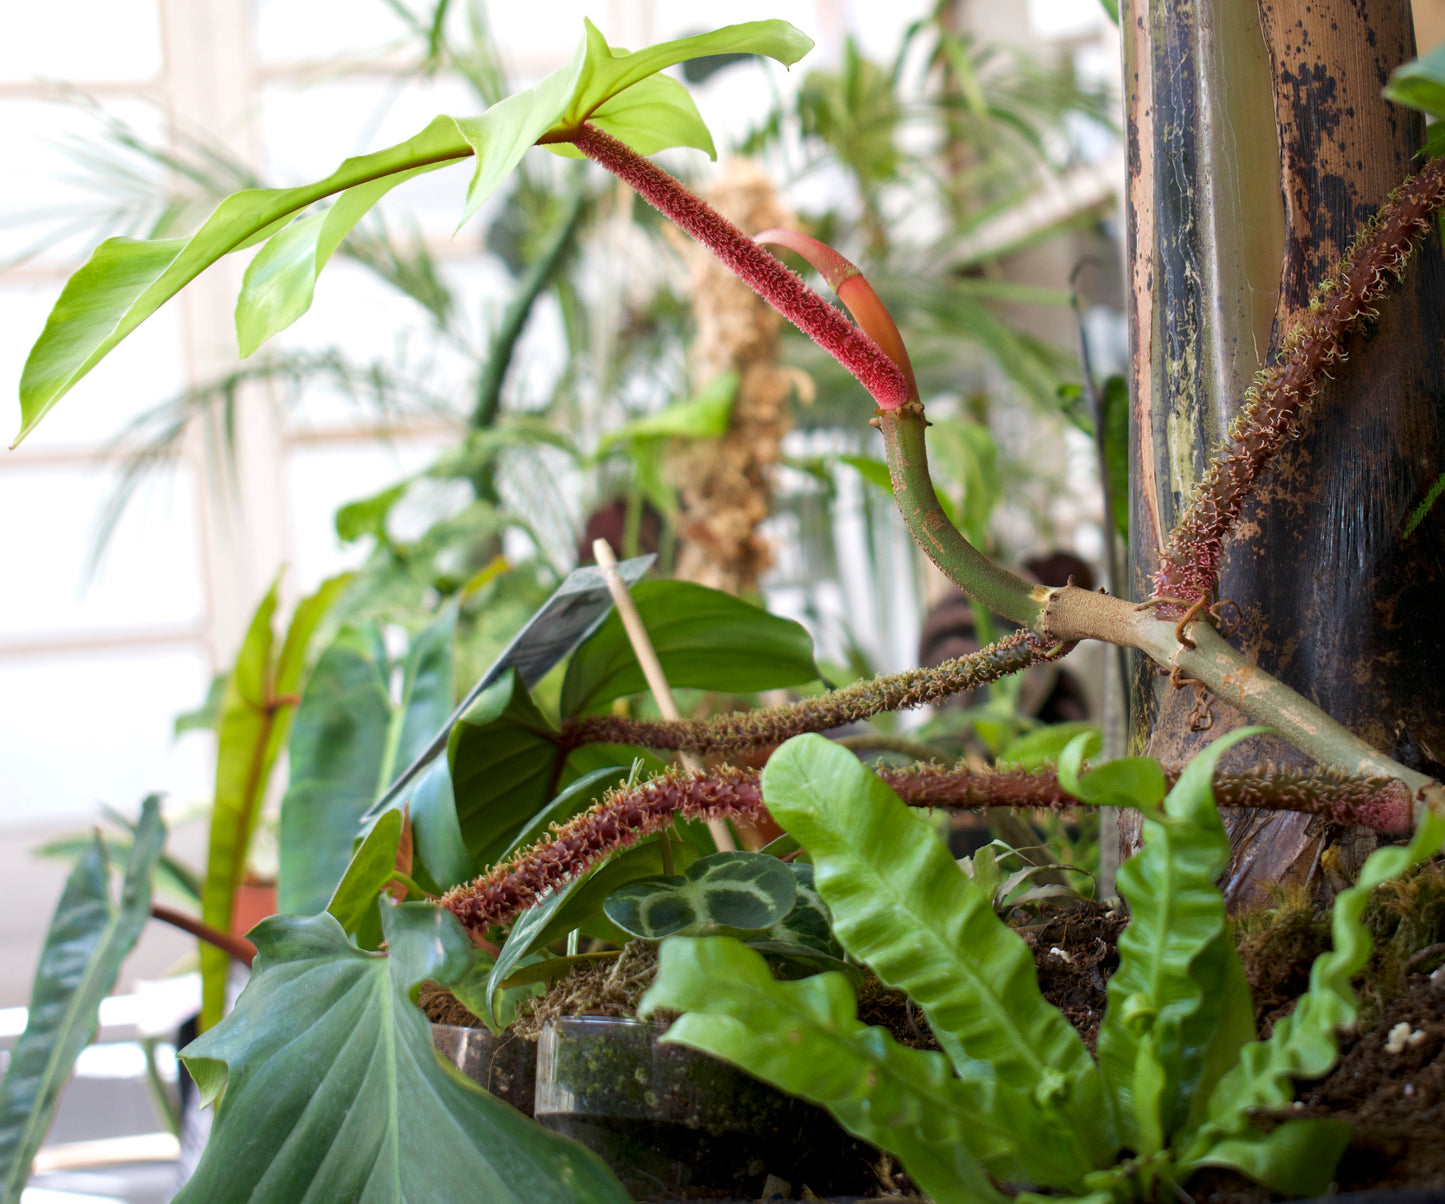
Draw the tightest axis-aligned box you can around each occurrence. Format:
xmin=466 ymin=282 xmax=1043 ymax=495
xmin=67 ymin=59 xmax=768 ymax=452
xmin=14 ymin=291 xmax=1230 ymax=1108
xmin=11 ymin=11 xmax=1445 ymax=1204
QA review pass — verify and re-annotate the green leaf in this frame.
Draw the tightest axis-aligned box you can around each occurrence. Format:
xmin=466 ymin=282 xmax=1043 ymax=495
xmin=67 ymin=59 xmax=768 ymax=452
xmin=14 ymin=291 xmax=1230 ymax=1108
xmin=279 ymin=607 xmax=461 ymax=915
xmin=335 ymin=481 xmax=408 ymax=544
xmin=546 ymin=74 xmax=717 ymax=160
xmin=604 ymin=851 xmax=796 ymax=938
xmin=202 ymin=573 xmax=351 ymax=1029
xmin=560 ymin=581 xmax=817 ymax=717
xmin=598 ymin=371 xmax=737 ymax=448
xmin=448 ymin=670 xmax=564 ymax=866
xmin=1384 ymin=41 xmax=1445 ymax=121
xmin=1058 ymin=733 xmax=1167 ymax=809
xmin=1093 ymin=731 xmax=1260 ymax=1158
xmin=1100 ymin=375 xmax=1129 ymax=539
xmin=482 ymin=840 xmax=700 ymax=1027
xmin=325 ymin=809 xmax=404 ymax=936
xmin=175 ymin=905 xmax=629 ymax=1204
xmin=996 ymin=721 xmax=1099 ymax=771
xmin=0 ymin=798 xmax=165 ymax=1202
xmin=1180 ymin=807 xmax=1445 ymax=1194
xmin=640 ymin=937 xmax=1011 ymax=1204
xmin=761 ymin=735 xmax=1115 ymax=1181
xmin=553 ymin=19 xmax=813 ymax=137
xmin=766 ymin=862 xmax=841 ymax=956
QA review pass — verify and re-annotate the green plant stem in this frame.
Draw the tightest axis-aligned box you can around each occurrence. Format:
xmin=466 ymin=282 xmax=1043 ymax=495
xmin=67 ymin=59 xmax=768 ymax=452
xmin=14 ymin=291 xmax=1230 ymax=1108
xmin=876 ymin=403 xmax=1046 ymax=627
xmin=1041 ymin=585 xmax=1443 ymax=814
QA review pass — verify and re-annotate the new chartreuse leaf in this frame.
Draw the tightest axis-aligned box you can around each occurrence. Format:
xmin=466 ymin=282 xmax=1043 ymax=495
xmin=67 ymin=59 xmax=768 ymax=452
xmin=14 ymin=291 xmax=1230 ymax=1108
xmin=175 ymin=903 xmax=629 ymax=1203
xmin=759 ymin=734 xmax=1115 ymax=1182
xmin=200 ymin=572 xmax=350 ymax=1030
xmin=15 ymin=20 xmax=811 ymax=445
xmin=0 ymin=798 xmax=165 ymax=1204
xmin=639 ymin=937 xmax=1010 ymax=1204
xmin=1084 ymin=729 xmax=1259 ymax=1164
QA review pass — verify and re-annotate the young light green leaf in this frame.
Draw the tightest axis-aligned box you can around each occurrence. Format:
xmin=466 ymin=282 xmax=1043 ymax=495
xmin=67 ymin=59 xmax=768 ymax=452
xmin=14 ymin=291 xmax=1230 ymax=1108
xmin=997 ymin=721 xmax=1099 ymax=771
xmin=1057 ymin=732 xmax=1167 ymax=808
xmin=560 ymin=580 xmax=817 ymax=716
xmin=546 ymin=74 xmax=716 ymax=160
xmin=175 ymin=906 xmax=630 ymax=1204
xmin=0 ymin=798 xmax=165 ymax=1203
xmin=1093 ymin=730 xmax=1261 ymax=1158
xmin=761 ymin=734 xmax=1115 ymax=1175
xmin=597 ymin=371 xmax=737 ymax=448
xmin=603 ymin=851 xmax=796 ymax=938
xmin=640 ymin=937 xmax=1008 ymax=1204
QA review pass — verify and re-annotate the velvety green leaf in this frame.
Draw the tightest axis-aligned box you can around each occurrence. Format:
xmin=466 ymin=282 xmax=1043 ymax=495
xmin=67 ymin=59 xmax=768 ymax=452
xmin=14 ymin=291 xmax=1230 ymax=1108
xmin=560 ymin=581 xmax=817 ymax=717
xmin=448 ymin=670 xmax=564 ymax=866
xmin=175 ymin=906 xmax=629 ymax=1204
xmin=1181 ymin=808 xmax=1445 ymax=1191
xmin=1384 ymin=41 xmax=1445 ymax=121
xmin=0 ymin=798 xmax=165 ymax=1203
xmin=604 ymin=851 xmax=796 ymax=938
xmin=1094 ymin=731 xmax=1260 ymax=1158
xmin=761 ymin=734 xmax=1114 ymax=1179
xmin=482 ymin=840 xmax=700 ymax=1027
xmin=598 ymin=371 xmax=736 ymax=448
xmin=997 ymin=721 xmax=1099 ymax=771
xmin=279 ymin=607 xmax=459 ymax=915
xmin=639 ymin=937 xmax=1011 ymax=1204
xmin=326 ymin=809 xmax=404 ymax=936
xmin=202 ymin=573 xmax=351 ymax=1029
xmin=766 ymin=862 xmax=841 ymax=956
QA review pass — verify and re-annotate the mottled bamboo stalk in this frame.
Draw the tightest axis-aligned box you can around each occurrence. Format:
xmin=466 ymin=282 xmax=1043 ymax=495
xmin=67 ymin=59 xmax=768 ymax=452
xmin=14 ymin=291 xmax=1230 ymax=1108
xmin=1151 ymin=156 xmax=1445 ymax=610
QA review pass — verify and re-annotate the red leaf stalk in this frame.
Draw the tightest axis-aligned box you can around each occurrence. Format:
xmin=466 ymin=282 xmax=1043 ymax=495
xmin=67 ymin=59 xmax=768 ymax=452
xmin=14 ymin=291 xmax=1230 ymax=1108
xmin=442 ymin=760 xmax=1411 ymax=934
xmin=1152 ymin=156 xmax=1445 ymax=611
xmin=567 ymin=123 xmax=910 ymax=410
xmin=560 ymin=628 xmax=1059 ymax=754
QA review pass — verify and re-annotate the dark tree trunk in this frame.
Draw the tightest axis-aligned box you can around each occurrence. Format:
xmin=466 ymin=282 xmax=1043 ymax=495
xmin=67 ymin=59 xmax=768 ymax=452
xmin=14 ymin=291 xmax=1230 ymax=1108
xmin=1122 ymin=0 xmax=1445 ymax=907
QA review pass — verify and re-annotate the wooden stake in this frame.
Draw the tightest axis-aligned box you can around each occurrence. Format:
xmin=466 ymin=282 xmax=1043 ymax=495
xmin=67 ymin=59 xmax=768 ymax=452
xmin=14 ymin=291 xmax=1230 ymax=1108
xmin=592 ymin=539 xmax=736 ymax=852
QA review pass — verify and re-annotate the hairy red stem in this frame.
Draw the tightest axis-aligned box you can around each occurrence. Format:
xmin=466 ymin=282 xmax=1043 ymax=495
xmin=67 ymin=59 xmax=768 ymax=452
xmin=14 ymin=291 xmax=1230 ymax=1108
xmin=567 ymin=123 xmax=910 ymax=410
xmin=1152 ymin=156 xmax=1445 ymax=610
xmin=441 ymin=761 xmax=1411 ymax=934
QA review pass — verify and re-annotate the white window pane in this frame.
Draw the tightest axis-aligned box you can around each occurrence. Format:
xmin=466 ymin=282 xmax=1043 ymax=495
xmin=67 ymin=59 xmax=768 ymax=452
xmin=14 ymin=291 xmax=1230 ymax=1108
xmin=0 ymin=461 xmax=203 ymax=638
xmin=0 ymin=1 xmax=162 ymax=83
xmin=0 ymin=645 xmax=212 ymax=822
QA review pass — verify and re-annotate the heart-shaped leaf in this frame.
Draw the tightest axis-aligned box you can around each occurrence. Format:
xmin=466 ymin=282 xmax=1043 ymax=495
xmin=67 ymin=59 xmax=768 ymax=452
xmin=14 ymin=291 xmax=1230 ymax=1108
xmin=175 ymin=904 xmax=629 ymax=1203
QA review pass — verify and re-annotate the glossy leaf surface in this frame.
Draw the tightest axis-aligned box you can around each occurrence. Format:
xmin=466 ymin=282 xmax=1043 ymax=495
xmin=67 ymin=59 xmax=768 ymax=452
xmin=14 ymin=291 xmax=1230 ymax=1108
xmin=176 ymin=905 xmax=629 ymax=1203
xmin=0 ymin=799 xmax=165 ymax=1203
xmin=279 ymin=607 xmax=460 ymax=914
xmin=560 ymin=581 xmax=817 ymax=717
xmin=640 ymin=937 xmax=1010 ymax=1204
xmin=760 ymin=735 xmax=1113 ymax=1176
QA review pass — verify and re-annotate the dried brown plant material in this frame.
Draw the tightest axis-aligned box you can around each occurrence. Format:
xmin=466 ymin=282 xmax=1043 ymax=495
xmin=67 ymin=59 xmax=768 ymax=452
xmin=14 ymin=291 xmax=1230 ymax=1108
xmin=667 ymin=160 xmax=812 ymax=592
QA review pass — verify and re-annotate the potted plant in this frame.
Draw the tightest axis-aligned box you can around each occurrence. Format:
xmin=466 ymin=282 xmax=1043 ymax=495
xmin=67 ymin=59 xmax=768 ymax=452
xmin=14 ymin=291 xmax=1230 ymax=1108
xmin=6 ymin=10 xmax=1445 ymax=1202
